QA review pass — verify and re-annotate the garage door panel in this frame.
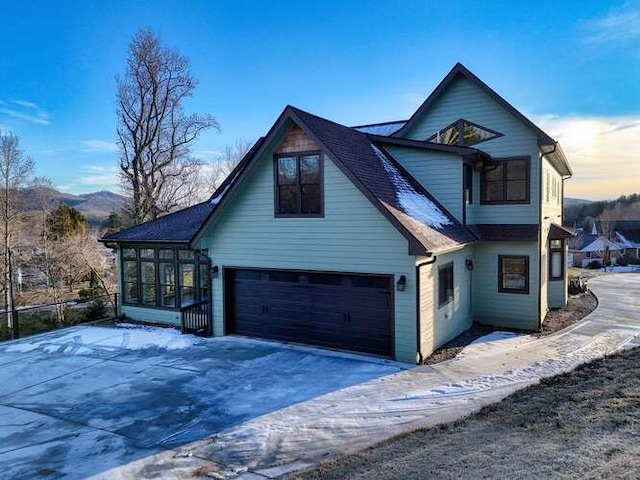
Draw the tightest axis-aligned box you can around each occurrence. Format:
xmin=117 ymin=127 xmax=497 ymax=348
xmin=226 ymin=269 xmax=393 ymax=357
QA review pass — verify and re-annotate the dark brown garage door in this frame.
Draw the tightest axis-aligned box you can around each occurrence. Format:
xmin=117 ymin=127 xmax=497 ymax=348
xmin=225 ymin=269 xmax=393 ymax=357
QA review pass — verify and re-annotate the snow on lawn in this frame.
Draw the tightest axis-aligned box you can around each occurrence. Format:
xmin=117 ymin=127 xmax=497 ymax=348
xmin=4 ymin=324 xmax=200 ymax=355
xmin=371 ymin=144 xmax=451 ymax=228
xmin=602 ymin=265 xmax=640 ymax=273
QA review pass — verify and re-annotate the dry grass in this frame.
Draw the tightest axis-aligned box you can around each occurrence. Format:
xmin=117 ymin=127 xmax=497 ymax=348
xmin=287 ymin=347 xmax=640 ymax=479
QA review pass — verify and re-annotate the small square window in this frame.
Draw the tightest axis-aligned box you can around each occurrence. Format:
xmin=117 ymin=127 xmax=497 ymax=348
xmin=550 ymin=239 xmax=562 ymax=249
xmin=481 ymin=158 xmax=530 ymax=204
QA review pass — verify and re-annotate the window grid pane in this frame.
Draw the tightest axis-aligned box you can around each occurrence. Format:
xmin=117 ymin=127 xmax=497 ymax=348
xmin=278 ymin=157 xmax=298 ymax=185
xmin=276 ymin=153 xmax=322 ymax=215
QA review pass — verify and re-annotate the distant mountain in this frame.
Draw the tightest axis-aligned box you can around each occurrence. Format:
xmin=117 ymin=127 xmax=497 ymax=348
xmin=75 ymin=191 xmax=127 ymax=224
xmin=565 ymin=197 xmax=593 ymax=207
xmin=19 ymin=188 xmax=127 ymax=227
xmin=564 ymin=193 xmax=640 ymax=230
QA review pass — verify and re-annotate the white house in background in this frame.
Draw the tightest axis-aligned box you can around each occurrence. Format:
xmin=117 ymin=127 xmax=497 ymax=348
xmin=569 ymin=223 xmax=640 ymax=267
xmin=101 ymin=63 xmax=574 ymax=364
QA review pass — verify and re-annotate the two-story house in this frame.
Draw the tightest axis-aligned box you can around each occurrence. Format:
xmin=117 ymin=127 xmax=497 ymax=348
xmin=102 ymin=63 xmax=573 ymax=364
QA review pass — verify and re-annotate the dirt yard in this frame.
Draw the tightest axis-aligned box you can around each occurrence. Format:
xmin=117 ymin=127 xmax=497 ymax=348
xmin=288 ymin=345 xmax=640 ymax=479
xmin=423 ymin=292 xmax=597 ymax=365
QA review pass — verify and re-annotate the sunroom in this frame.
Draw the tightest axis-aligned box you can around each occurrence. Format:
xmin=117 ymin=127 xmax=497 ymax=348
xmin=101 ymin=201 xmax=216 ymax=335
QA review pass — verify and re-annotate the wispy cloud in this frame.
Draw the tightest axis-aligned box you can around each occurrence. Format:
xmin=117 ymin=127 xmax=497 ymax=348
xmin=0 ymin=99 xmax=50 ymax=125
xmin=583 ymin=8 xmax=640 ymax=44
xmin=532 ymin=113 xmax=640 ymax=200
xmin=81 ymin=140 xmax=118 ymax=153
xmin=57 ymin=165 xmax=120 ymax=193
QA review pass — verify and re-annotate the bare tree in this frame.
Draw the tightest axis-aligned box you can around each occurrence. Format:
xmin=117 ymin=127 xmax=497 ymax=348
xmin=116 ymin=29 xmax=219 ymax=224
xmin=0 ymin=132 xmax=34 ymax=329
xmin=205 ymin=139 xmax=253 ymax=195
xmin=598 ymin=209 xmax=615 ymax=240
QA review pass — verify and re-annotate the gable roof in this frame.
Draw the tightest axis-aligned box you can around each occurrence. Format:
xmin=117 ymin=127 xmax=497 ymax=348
xmin=393 ymin=62 xmax=572 ymax=176
xmin=193 ymin=105 xmax=477 ymax=255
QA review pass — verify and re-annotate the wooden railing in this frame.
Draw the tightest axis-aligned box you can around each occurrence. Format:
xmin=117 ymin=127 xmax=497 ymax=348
xmin=180 ymin=300 xmax=212 ymax=337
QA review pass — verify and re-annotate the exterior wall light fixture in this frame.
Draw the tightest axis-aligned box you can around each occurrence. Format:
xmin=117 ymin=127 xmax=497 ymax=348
xmin=396 ymin=275 xmax=406 ymax=291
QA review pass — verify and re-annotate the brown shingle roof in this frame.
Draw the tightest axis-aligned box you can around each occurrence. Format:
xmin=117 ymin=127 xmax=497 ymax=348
xmin=469 ymin=224 xmax=539 ymax=242
xmin=290 ymin=106 xmax=476 ymax=254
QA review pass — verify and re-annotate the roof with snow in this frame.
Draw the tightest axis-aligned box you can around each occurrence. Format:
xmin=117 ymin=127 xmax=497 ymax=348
xmin=104 ymin=103 xmax=484 ymax=254
xmin=283 ymin=106 xmax=478 ymax=254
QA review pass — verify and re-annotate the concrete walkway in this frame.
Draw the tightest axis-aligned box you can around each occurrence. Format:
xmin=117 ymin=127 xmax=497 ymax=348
xmin=98 ymin=273 xmax=640 ymax=480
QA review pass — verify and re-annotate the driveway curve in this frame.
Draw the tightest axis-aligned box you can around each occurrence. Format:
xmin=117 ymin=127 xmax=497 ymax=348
xmin=145 ymin=273 xmax=640 ymax=480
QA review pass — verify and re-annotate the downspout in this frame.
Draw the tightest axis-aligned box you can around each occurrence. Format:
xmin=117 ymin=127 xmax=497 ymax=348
xmin=416 ymin=254 xmax=437 ymax=364
xmin=538 ymin=142 xmax=558 ymax=331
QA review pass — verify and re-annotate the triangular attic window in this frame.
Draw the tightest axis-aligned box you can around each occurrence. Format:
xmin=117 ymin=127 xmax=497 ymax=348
xmin=427 ymin=119 xmax=502 ymax=146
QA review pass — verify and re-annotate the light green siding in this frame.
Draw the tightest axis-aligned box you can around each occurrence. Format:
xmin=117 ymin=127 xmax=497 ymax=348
xmin=120 ymin=305 xmax=180 ymax=326
xmin=386 ymin=146 xmax=463 ymax=222
xmin=199 ymin=148 xmax=418 ymax=363
xmin=472 ymin=242 xmax=540 ymax=330
xmin=547 ymin=245 xmax=568 ymax=309
xmin=542 ymin=157 xmax=567 ymax=310
xmin=417 ymin=248 xmax=473 ymax=358
xmin=402 ymin=76 xmax=540 ymax=225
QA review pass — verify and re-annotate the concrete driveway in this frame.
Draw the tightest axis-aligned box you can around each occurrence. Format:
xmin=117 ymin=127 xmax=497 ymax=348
xmin=0 ymin=326 xmax=402 ymax=479
xmin=2 ymin=273 xmax=639 ymax=479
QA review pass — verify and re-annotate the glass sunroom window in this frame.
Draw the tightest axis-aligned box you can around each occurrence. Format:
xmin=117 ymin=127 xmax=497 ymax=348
xmin=120 ymin=246 xmax=210 ymax=309
xmin=159 ymin=263 xmax=176 ymax=307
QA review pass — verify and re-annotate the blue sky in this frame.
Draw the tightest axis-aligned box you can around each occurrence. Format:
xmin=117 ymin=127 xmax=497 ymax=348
xmin=1 ymin=0 xmax=638 ymax=200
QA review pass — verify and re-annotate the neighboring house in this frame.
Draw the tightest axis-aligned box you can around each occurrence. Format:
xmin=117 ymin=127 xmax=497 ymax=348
xmin=569 ymin=224 xmax=640 ymax=267
xmin=101 ymin=63 xmax=574 ymax=364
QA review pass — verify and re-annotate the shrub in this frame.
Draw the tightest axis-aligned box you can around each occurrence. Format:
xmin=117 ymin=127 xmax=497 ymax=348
xmin=616 ymin=257 xmax=629 ymax=266
xmin=587 ymin=260 xmax=602 ymax=269
xmin=84 ymin=297 xmax=108 ymax=321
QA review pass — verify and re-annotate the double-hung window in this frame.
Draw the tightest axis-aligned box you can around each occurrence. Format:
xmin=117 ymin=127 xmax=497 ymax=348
xmin=499 ymin=255 xmax=529 ymax=294
xmin=275 ymin=153 xmax=323 ymax=216
xmin=481 ymin=157 xmax=530 ymax=204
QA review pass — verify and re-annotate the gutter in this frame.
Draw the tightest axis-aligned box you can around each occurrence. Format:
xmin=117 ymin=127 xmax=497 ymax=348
xmin=415 ymin=254 xmax=437 ymax=364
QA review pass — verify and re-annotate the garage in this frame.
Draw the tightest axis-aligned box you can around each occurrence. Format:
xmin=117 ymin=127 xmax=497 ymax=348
xmin=225 ymin=268 xmax=394 ymax=357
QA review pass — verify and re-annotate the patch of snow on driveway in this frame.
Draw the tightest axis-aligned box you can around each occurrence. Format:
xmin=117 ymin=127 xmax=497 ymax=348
xmin=4 ymin=325 xmax=200 ymax=355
